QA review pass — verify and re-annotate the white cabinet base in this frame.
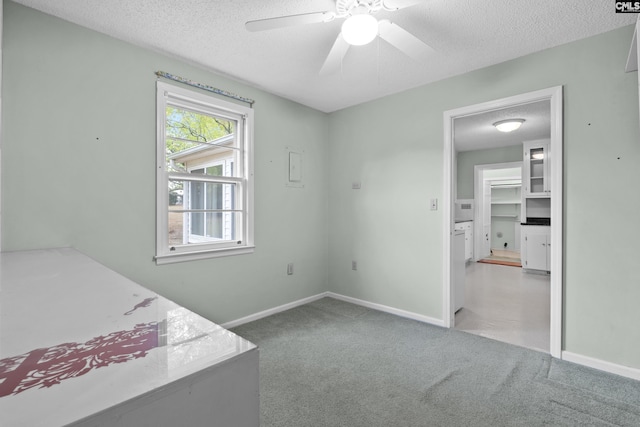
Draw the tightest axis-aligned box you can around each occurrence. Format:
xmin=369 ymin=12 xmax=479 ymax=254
xmin=521 ymin=225 xmax=551 ymax=273
xmin=454 ymin=220 xmax=474 ymax=262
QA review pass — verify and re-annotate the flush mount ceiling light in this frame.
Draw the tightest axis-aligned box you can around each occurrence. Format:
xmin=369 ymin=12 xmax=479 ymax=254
xmin=341 ymin=8 xmax=378 ymax=46
xmin=493 ymin=119 xmax=525 ymax=133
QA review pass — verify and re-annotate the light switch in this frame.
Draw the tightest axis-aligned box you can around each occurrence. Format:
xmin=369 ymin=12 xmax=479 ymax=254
xmin=430 ymin=199 xmax=438 ymax=210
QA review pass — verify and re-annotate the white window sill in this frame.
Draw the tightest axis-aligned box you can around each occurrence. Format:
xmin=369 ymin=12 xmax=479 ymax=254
xmin=155 ymin=246 xmax=255 ymax=265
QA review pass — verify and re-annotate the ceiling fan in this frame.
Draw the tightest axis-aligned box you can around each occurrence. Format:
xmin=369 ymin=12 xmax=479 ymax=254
xmin=245 ymin=0 xmax=433 ymax=75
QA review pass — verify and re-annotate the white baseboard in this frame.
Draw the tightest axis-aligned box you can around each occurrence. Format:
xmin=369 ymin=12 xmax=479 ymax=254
xmin=221 ymin=292 xmax=329 ymax=329
xmin=326 ymin=292 xmax=445 ymax=327
xmin=222 ymin=291 xmax=445 ymax=329
xmin=562 ymin=351 xmax=640 ymax=381
xmin=224 ymin=295 xmax=640 ymax=383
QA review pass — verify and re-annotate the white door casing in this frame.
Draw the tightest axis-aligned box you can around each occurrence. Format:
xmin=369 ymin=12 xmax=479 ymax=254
xmin=442 ymin=86 xmax=563 ymax=358
xmin=482 ymin=180 xmax=491 ymax=258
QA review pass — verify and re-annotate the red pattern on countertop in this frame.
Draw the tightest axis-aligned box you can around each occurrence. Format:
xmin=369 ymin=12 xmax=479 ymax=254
xmin=0 ymin=321 xmax=163 ymax=397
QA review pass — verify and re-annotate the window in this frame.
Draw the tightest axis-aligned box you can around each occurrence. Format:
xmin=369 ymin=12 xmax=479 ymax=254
xmin=156 ymin=82 xmax=254 ymax=264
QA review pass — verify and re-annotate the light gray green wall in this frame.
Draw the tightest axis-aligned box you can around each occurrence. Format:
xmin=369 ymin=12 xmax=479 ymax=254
xmin=491 ymin=217 xmax=518 ymax=251
xmin=1 ymin=2 xmax=329 ymax=324
xmin=328 ymin=25 xmax=640 ymax=369
xmin=3 ymin=2 xmax=640 ymax=371
xmin=456 ymin=146 xmax=523 ymax=199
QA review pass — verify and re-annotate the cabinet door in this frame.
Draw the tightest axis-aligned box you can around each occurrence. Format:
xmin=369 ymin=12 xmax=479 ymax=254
xmin=524 ymin=141 xmax=550 ymax=197
xmin=464 ymin=231 xmax=471 ymax=261
xmin=524 ymin=233 xmax=548 ymax=271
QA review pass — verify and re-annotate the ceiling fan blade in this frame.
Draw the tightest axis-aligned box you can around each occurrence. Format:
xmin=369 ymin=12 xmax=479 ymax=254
xmin=320 ymin=33 xmax=350 ymax=75
xmin=382 ymin=0 xmax=428 ymax=10
xmin=246 ymin=11 xmax=335 ymax=32
xmin=378 ymin=20 xmax=434 ymax=63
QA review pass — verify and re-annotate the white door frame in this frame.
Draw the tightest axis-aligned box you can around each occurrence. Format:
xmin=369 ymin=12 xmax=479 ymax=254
xmin=442 ymin=86 xmax=563 ymax=358
xmin=473 ymin=162 xmax=523 ymax=261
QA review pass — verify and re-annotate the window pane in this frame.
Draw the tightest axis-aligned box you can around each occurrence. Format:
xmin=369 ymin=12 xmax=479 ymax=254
xmin=166 ymin=106 xmax=236 ymax=142
xmin=206 ymin=182 xmax=223 ymax=210
xmin=204 ymin=212 xmax=223 ymax=239
xmin=187 ymin=160 xmax=236 ymax=177
xmin=167 ymin=211 xmax=242 ymax=247
xmin=166 ymin=179 xmax=238 ymax=248
xmin=168 ymin=181 xmax=184 ymax=206
xmin=168 ymin=210 xmax=185 ymax=246
xmin=186 ymin=182 xmax=235 ymax=210
xmin=165 ymin=106 xmax=238 ymax=178
xmin=169 ymin=180 xmax=236 ymax=208
xmin=206 ymin=165 xmax=224 ymax=176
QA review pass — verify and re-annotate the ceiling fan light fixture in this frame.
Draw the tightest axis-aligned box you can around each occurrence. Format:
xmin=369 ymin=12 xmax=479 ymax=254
xmin=493 ymin=119 xmax=525 ymax=133
xmin=341 ymin=14 xmax=378 ymax=46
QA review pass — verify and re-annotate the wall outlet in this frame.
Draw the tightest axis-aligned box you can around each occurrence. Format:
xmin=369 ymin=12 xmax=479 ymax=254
xmin=287 ymin=263 xmax=294 ymax=275
xmin=352 ymin=261 xmax=357 ymax=271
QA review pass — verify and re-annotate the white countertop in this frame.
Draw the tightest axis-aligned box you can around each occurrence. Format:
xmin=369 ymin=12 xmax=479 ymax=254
xmin=0 ymin=248 xmax=256 ymax=427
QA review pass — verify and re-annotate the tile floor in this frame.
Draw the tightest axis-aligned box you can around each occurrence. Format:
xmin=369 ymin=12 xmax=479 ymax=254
xmin=454 ymin=261 xmax=550 ymax=352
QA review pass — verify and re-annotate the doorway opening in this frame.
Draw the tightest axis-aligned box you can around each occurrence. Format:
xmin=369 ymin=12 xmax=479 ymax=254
xmin=460 ymin=159 xmax=550 ymax=352
xmin=475 ymin=163 xmax=523 ymax=267
xmin=442 ymin=87 xmax=563 ymax=357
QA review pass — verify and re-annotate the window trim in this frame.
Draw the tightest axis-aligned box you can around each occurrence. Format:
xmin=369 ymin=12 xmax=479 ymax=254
xmin=155 ymin=81 xmax=254 ymax=264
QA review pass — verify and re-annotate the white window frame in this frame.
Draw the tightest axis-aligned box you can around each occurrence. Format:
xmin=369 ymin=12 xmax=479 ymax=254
xmin=155 ymin=81 xmax=254 ymax=264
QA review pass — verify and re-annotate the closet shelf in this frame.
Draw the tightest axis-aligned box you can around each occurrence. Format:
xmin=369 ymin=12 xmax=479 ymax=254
xmin=491 ymin=200 xmax=521 ymax=205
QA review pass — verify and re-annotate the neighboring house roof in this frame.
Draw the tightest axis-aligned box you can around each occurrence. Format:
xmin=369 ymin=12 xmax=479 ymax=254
xmin=167 ymin=134 xmax=235 ymax=164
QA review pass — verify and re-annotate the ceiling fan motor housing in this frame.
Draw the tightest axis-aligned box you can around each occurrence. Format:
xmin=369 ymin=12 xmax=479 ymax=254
xmin=337 ymin=0 xmax=384 ymax=17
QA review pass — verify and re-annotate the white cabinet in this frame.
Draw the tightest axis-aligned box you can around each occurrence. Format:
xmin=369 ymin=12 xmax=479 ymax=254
xmin=454 ymin=220 xmax=473 ymax=261
xmin=523 ymin=140 xmax=550 ymax=197
xmin=521 ymin=225 xmax=550 ymax=272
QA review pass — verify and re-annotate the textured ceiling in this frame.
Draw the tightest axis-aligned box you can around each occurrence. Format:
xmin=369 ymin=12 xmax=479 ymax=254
xmin=454 ymin=100 xmax=550 ymax=152
xmin=11 ymin=0 xmax=637 ymax=112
